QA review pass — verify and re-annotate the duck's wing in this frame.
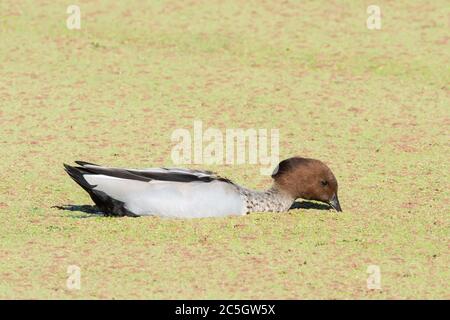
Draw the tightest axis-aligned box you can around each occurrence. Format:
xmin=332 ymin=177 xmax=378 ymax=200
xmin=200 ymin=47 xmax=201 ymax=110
xmin=64 ymin=161 xmax=243 ymax=217
xmin=71 ymin=161 xmax=233 ymax=183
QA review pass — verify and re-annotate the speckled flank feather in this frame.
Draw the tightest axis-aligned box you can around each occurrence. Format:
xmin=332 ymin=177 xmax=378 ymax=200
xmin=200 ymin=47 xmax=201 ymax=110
xmin=238 ymin=186 xmax=295 ymax=214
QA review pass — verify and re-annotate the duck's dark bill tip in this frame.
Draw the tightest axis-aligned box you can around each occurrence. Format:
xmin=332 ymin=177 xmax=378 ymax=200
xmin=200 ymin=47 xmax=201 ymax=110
xmin=328 ymin=194 xmax=342 ymax=212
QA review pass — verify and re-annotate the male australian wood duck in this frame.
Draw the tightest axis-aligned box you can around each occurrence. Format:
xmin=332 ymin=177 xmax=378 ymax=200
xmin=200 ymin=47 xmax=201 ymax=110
xmin=64 ymin=157 xmax=342 ymax=218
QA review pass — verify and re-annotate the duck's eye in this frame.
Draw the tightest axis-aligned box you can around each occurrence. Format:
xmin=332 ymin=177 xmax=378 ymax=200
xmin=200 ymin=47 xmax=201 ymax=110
xmin=321 ymin=180 xmax=328 ymax=186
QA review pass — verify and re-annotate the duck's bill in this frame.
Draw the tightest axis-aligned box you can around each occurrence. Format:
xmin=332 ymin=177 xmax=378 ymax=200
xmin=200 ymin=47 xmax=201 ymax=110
xmin=328 ymin=194 xmax=342 ymax=212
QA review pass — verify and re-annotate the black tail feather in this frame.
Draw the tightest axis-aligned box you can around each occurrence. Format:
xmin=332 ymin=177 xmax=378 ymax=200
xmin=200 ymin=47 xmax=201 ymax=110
xmin=63 ymin=164 xmax=96 ymax=191
xmin=63 ymin=163 xmax=137 ymax=217
xmin=75 ymin=160 xmax=100 ymax=167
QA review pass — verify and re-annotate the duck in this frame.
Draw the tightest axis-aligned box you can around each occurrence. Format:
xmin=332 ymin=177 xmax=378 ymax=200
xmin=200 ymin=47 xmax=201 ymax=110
xmin=63 ymin=156 xmax=342 ymax=218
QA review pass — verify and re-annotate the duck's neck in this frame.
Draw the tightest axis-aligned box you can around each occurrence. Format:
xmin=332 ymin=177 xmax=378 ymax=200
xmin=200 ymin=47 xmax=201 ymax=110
xmin=239 ymin=185 xmax=295 ymax=214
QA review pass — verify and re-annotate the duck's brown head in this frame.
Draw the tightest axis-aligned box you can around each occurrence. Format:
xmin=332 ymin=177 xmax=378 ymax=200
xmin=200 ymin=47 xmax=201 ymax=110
xmin=272 ymin=157 xmax=342 ymax=212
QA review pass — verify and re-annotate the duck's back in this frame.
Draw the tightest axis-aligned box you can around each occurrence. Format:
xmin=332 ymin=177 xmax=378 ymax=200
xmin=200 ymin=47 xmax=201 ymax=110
xmin=64 ymin=162 xmax=246 ymax=218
